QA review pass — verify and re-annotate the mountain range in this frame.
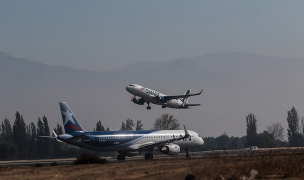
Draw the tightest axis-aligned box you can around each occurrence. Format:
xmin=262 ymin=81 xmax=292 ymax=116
xmin=1 ymin=51 xmax=304 ymax=138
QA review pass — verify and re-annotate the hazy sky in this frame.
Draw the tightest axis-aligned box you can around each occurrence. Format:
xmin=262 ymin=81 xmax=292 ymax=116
xmin=1 ymin=1 xmax=304 ymax=71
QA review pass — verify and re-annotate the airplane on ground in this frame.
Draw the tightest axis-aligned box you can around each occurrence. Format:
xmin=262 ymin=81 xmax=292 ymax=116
xmin=51 ymin=102 xmax=204 ymax=160
xmin=126 ymin=84 xmax=203 ymax=110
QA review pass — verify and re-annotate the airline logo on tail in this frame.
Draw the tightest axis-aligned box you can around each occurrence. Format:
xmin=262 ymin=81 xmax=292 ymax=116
xmin=59 ymin=102 xmax=84 ymax=133
xmin=61 ymin=109 xmax=75 ymax=125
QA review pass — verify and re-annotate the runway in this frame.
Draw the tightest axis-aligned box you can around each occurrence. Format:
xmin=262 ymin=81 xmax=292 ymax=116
xmin=2 ymin=147 xmax=304 ymax=167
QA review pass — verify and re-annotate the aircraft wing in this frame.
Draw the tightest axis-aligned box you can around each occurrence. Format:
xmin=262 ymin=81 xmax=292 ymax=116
xmin=137 ymin=125 xmax=190 ymax=150
xmin=163 ymin=89 xmax=203 ymax=100
xmin=185 ymin=104 xmax=201 ymax=106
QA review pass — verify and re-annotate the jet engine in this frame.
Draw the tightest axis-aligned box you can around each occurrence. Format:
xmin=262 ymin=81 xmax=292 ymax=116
xmin=130 ymin=96 xmax=145 ymax=105
xmin=160 ymin=144 xmax=180 ymax=155
xmin=155 ymin=95 xmax=167 ymax=103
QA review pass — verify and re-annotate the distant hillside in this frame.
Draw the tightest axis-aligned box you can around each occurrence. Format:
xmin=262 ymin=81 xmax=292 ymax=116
xmin=1 ymin=51 xmax=304 ymax=138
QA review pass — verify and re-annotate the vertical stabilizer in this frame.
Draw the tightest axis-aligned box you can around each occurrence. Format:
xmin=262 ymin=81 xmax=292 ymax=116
xmin=59 ymin=102 xmax=85 ymax=134
xmin=182 ymin=89 xmax=191 ymax=105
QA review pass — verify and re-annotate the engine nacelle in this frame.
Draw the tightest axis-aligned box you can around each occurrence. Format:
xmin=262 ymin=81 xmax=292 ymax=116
xmin=160 ymin=144 xmax=180 ymax=155
xmin=155 ymin=95 xmax=167 ymax=103
xmin=130 ymin=96 xmax=145 ymax=105
xmin=131 ymin=96 xmax=138 ymax=103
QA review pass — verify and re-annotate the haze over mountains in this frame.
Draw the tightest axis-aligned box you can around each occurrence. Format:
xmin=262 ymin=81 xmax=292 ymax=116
xmin=1 ymin=51 xmax=304 ymax=138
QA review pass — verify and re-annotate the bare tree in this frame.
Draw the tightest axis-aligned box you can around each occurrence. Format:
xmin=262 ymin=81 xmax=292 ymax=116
xmin=153 ymin=113 xmax=180 ymax=130
xmin=266 ymin=123 xmax=284 ymax=141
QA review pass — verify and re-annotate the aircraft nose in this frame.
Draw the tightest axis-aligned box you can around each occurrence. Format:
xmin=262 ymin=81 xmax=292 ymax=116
xmin=126 ymin=85 xmax=134 ymax=93
xmin=200 ymin=137 xmax=204 ymax=145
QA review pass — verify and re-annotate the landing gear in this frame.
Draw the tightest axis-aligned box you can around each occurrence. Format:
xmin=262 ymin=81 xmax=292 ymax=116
xmin=162 ymin=105 xmax=166 ymax=108
xmin=147 ymin=102 xmax=151 ymax=110
xmin=117 ymin=154 xmax=126 ymax=161
xmin=185 ymin=149 xmax=191 ymax=159
xmin=145 ymin=154 xmax=153 ymax=160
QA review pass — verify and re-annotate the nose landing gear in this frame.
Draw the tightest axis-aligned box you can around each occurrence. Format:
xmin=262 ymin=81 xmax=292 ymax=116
xmin=186 ymin=149 xmax=191 ymax=159
xmin=146 ymin=102 xmax=151 ymax=110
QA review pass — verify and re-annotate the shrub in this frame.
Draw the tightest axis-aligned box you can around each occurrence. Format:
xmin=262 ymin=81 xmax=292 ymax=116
xmin=74 ymin=151 xmax=108 ymax=164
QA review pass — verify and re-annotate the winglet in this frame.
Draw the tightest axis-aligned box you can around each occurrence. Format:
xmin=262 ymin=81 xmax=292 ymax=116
xmin=183 ymin=124 xmax=189 ymax=139
xmin=199 ymin=89 xmax=203 ymax=94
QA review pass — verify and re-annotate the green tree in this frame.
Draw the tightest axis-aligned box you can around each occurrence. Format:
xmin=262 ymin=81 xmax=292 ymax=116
xmin=216 ymin=132 xmax=230 ymax=149
xmin=54 ymin=123 xmax=64 ymax=135
xmin=199 ymin=137 xmax=217 ymax=150
xmin=13 ymin=112 xmax=28 ymax=159
xmin=246 ymin=113 xmax=257 ymax=147
xmin=153 ymin=113 xmax=180 ymax=130
xmin=126 ymin=119 xmax=134 ymax=131
xmin=287 ymin=107 xmax=302 ymax=147
xmin=94 ymin=120 xmax=105 ymax=131
xmin=253 ymin=131 xmax=277 ymax=148
xmin=120 ymin=122 xmax=126 ymax=131
xmin=120 ymin=119 xmax=134 ymax=131
xmin=1 ymin=118 xmax=14 ymax=143
xmin=36 ymin=116 xmax=53 ymax=158
xmin=36 ymin=117 xmax=44 ymax=158
xmin=42 ymin=115 xmax=53 ymax=157
xmin=0 ymin=118 xmax=18 ymax=160
xmin=136 ymin=120 xmax=144 ymax=131
xmin=0 ymin=141 xmax=18 ymax=160
xmin=27 ymin=122 xmax=37 ymax=158
xmin=53 ymin=123 xmax=64 ymax=157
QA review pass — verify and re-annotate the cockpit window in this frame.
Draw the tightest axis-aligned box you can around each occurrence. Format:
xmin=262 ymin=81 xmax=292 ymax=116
xmin=129 ymin=85 xmax=135 ymax=87
xmin=198 ymin=134 xmax=201 ymax=137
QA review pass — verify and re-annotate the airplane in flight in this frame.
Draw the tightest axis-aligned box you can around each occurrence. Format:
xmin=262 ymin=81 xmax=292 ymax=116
xmin=51 ymin=102 xmax=204 ymax=160
xmin=126 ymin=84 xmax=203 ymax=110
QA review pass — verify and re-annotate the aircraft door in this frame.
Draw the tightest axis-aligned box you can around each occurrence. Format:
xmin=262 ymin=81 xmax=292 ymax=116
xmin=88 ymin=133 xmax=94 ymax=145
xmin=82 ymin=133 xmax=94 ymax=145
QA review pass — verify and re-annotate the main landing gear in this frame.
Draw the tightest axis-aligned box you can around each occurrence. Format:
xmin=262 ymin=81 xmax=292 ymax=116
xmin=146 ymin=102 xmax=151 ymax=110
xmin=185 ymin=149 xmax=191 ymax=159
xmin=117 ymin=154 xmax=126 ymax=161
xmin=145 ymin=154 xmax=153 ymax=160
xmin=162 ymin=105 xmax=166 ymax=108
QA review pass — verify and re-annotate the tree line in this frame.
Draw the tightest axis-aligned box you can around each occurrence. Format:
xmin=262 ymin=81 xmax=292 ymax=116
xmin=0 ymin=112 xmax=180 ymax=160
xmin=0 ymin=112 xmax=78 ymax=160
xmin=2 ymin=106 xmax=304 ymax=160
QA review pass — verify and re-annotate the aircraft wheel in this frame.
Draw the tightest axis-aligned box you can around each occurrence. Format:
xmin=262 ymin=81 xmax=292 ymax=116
xmin=185 ymin=149 xmax=191 ymax=159
xmin=147 ymin=106 xmax=151 ymax=110
xmin=117 ymin=155 xmax=125 ymax=161
xmin=145 ymin=154 xmax=153 ymax=160
xmin=162 ymin=105 xmax=166 ymax=108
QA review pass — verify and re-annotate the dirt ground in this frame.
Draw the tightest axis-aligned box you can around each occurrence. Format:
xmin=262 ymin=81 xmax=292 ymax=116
xmin=0 ymin=158 xmax=197 ymax=180
xmin=2 ymin=149 xmax=304 ymax=180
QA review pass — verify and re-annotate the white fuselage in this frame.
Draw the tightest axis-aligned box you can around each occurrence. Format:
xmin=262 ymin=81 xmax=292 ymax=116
xmin=126 ymin=84 xmax=185 ymax=108
xmin=58 ymin=130 xmax=204 ymax=152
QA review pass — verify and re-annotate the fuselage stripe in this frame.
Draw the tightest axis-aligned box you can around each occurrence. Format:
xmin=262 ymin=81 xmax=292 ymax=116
xmin=65 ymin=125 xmax=82 ymax=130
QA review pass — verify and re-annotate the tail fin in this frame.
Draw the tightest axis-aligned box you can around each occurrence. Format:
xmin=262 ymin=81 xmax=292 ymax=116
xmin=182 ymin=89 xmax=191 ymax=105
xmin=59 ymin=102 xmax=85 ymax=134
